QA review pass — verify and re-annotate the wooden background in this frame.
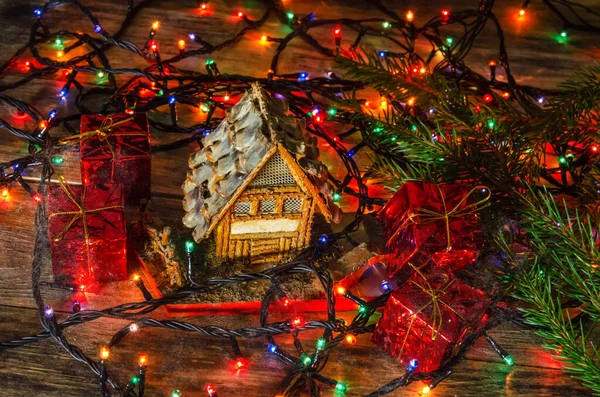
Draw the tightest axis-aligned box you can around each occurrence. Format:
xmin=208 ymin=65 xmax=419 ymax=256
xmin=1 ymin=0 xmax=599 ymax=396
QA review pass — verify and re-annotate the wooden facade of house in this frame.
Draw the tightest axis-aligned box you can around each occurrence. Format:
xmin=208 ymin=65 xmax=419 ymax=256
xmin=210 ymin=146 xmax=331 ymax=264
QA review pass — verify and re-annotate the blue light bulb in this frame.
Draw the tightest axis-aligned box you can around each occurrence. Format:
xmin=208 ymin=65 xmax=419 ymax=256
xmin=319 ymin=234 xmax=328 ymax=244
xmin=268 ymin=344 xmax=277 ymax=354
xmin=59 ymin=89 xmax=67 ymax=98
xmin=188 ymin=32 xmax=196 ymax=40
xmin=168 ymin=95 xmax=176 ymax=104
xmin=94 ymin=25 xmax=102 ymax=33
xmin=48 ymin=109 xmax=57 ymax=119
xmin=408 ymin=359 xmax=418 ymax=372
xmin=299 ymin=72 xmax=308 ymax=81
xmin=381 ymin=280 xmax=391 ymax=292
xmin=44 ymin=306 xmax=54 ymax=318
xmin=378 ymin=50 xmax=387 ymax=57
xmin=34 ymin=9 xmax=42 ymax=18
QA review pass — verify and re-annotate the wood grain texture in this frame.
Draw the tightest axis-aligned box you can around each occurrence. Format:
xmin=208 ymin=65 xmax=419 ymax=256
xmin=1 ymin=0 xmax=599 ymax=395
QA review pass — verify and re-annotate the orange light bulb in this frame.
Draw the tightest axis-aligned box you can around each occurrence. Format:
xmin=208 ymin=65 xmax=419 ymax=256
xmin=261 ymin=35 xmax=267 ymax=42
xmin=421 ymin=386 xmax=431 ymax=395
xmin=407 ymin=97 xmax=416 ymax=106
xmin=152 ymin=20 xmax=160 ymax=30
xmin=346 ymin=335 xmax=357 ymax=345
xmin=138 ymin=353 xmax=148 ymax=366
xmin=56 ymin=51 xmax=64 ymax=58
xmin=132 ymin=274 xmax=140 ymax=281
xmin=488 ymin=60 xmax=496 ymax=67
xmin=406 ymin=10 xmax=414 ymax=22
xmin=38 ymin=120 xmax=48 ymax=130
xmin=178 ymin=39 xmax=186 ymax=50
xmin=223 ymin=94 xmax=230 ymax=102
xmin=519 ymin=9 xmax=525 ymax=17
xmin=336 ymin=285 xmax=346 ymax=295
xmin=100 ymin=346 xmax=110 ymax=360
xmin=1 ymin=187 xmax=9 ymax=198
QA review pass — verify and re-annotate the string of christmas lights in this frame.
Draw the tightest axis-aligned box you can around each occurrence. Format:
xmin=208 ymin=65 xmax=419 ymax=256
xmin=0 ymin=0 xmax=598 ymax=395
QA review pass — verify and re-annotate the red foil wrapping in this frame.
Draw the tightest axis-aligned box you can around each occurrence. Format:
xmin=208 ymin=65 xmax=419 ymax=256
xmin=372 ymin=265 xmax=490 ymax=373
xmin=379 ymin=181 xmax=488 ymax=274
xmin=79 ymin=113 xmax=150 ymax=204
xmin=48 ymin=178 xmax=127 ymax=285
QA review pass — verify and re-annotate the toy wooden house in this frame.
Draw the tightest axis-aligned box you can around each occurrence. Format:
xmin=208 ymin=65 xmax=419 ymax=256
xmin=182 ymin=83 xmax=341 ymax=264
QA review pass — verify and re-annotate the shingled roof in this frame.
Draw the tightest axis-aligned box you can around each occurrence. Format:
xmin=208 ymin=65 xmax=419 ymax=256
xmin=182 ymin=83 xmax=342 ymax=242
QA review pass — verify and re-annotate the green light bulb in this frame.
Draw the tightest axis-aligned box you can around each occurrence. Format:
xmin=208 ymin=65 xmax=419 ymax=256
xmin=130 ymin=375 xmax=140 ymax=385
xmin=335 ymin=382 xmax=347 ymax=392
xmin=301 ymin=354 xmax=312 ymax=366
xmin=316 ymin=337 xmax=326 ymax=350
xmin=561 ymin=30 xmax=567 ymax=38
xmin=51 ymin=156 xmax=64 ymax=165
xmin=358 ymin=305 xmax=367 ymax=314
xmin=503 ymin=355 xmax=514 ymax=366
xmin=327 ymin=108 xmax=337 ymax=117
xmin=172 ymin=391 xmax=181 ymax=397
xmin=286 ymin=12 xmax=294 ymax=20
xmin=55 ymin=37 xmax=63 ymax=47
xmin=157 ymin=89 xmax=164 ymax=96
xmin=185 ymin=240 xmax=194 ymax=253
xmin=488 ymin=120 xmax=496 ymax=129
xmin=558 ymin=156 xmax=567 ymax=165
xmin=206 ymin=59 xmax=214 ymax=65
xmin=382 ymin=21 xmax=391 ymax=29
xmin=391 ymin=136 xmax=397 ymax=142
xmin=201 ymin=103 xmax=210 ymax=113
xmin=411 ymin=125 xmax=417 ymax=132
xmin=446 ymin=36 xmax=454 ymax=46
xmin=307 ymin=111 xmax=313 ymax=118
xmin=333 ymin=192 xmax=341 ymax=202
xmin=97 ymin=71 xmax=105 ymax=78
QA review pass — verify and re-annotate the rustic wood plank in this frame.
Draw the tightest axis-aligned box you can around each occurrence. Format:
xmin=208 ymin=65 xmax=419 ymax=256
xmin=0 ymin=305 xmax=593 ymax=396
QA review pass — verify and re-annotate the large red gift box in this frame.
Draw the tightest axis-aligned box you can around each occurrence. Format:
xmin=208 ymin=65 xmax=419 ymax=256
xmin=379 ymin=181 xmax=488 ymax=274
xmin=371 ymin=265 xmax=490 ymax=373
xmin=79 ymin=113 xmax=151 ymax=204
xmin=48 ymin=177 xmax=127 ymax=285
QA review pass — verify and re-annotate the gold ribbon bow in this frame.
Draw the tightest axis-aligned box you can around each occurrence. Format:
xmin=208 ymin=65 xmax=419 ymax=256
xmin=397 ymin=263 xmax=466 ymax=357
xmin=58 ymin=116 xmax=146 ymax=181
xmin=407 ymin=185 xmax=491 ymax=250
xmin=48 ymin=176 xmax=124 ymax=280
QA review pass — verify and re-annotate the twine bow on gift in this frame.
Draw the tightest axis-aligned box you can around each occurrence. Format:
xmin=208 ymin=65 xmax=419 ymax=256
xmin=58 ymin=116 xmax=146 ymax=181
xmin=397 ymin=263 xmax=466 ymax=357
xmin=407 ymin=185 xmax=491 ymax=250
xmin=48 ymin=176 xmax=124 ymax=281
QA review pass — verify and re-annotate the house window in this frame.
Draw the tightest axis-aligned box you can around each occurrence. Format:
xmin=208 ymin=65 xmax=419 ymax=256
xmin=283 ymin=198 xmax=302 ymax=213
xmin=233 ymin=201 xmax=251 ymax=215
xmin=259 ymin=199 xmax=276 ymax=213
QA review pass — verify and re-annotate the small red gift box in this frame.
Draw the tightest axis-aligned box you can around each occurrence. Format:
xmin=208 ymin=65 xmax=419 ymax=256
xmin=48 ymin=177 xmax=127 ymax=285
xmin=379 ymin=181 xmax=489 ymax=274
xmin=78 ymin=113 xmax=150 ymax=204
xmin=371 ymin=265 xmax=490 ymax=373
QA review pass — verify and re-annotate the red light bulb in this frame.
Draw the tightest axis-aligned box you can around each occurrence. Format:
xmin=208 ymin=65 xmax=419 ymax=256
xmin=32 ymin=193 xmax=43 ymax=204
xmin=488 ymin=59 xmax=496 ymax=67
xmin=200 ymin=2 xmax=207 ymax=10
xmin=442 ymin=9 xmax=450 ymax=17
xmin=206 ymin=384 xmax=217 ymax=396
xmin=592 ymin=145 xmax=598 ymax=153
xmin=235 ymin=358 xmax=246 ymax=370
xmin=483 ymin=94 xmax=493 ymax=103
xmin=237 ymin=11 xmax=243 ymax=18
xmin=149 ymin=41 xmax=158 ymax=51
xmin=334 ymin=27 xmax=341 ymax=37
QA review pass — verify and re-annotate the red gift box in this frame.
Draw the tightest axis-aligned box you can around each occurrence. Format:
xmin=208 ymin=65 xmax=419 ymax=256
xmin=379 ymin=181 xmax=489 ymax=274
xmin=48 ymin=177 xmax=127 ymax=285
xmin=76 ymin=113 xmax=150 ymax=204
xmin=372 ymin=265 xmax=490 ymax=373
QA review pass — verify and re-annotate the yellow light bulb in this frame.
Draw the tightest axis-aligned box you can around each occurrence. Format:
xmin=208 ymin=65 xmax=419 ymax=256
xmin=152 ymin=20 xmax=160 ymax=30
xmin=57 ymin=51 xmax=64 ymax=58
xmin=519 ymin=9 xmax=525 ymax=16
xmin=422 ymin=386 xmax=431 ymax=395
xmin=100 ymin=346 xmax=110 ymax=360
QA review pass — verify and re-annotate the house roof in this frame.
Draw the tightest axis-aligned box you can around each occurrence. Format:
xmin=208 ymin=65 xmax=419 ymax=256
xmin=182 ymin=83 xmax=342 ymax=242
